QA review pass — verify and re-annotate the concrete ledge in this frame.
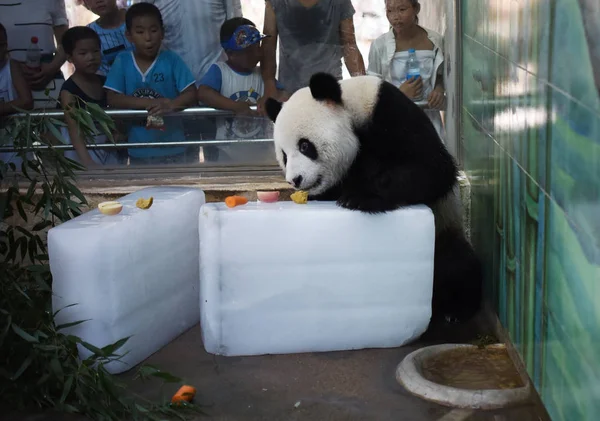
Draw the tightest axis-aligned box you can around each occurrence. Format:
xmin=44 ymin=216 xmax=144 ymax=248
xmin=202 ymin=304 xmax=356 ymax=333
xmin=396 ymin=343 xmax=532 ymax=410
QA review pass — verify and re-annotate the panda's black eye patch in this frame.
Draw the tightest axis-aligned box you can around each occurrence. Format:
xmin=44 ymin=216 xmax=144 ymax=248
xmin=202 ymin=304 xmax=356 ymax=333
xmin=298 ymin=138 xmax=318 ymax=160
xmin=282 ymin=150 xmax=287 ymax=166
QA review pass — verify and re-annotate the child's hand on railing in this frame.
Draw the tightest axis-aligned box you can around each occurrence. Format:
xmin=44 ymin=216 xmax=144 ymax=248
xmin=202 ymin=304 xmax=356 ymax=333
xmin=146 ymin=98 xmax=175 ymax=116
xmin=233 ymin=101 xmax=260 ymax=117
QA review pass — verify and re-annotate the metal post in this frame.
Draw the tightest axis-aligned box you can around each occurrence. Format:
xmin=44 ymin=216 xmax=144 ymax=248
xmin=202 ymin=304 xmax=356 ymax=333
xmin=455 ymin=0 xmax=464 ymax=166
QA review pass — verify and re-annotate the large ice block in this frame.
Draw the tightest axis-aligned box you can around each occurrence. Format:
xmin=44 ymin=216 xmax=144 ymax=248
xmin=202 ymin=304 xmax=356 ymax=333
xmin=199 ymin=201 xmax=435 ymax=357
xmin=49 ymin=187 xmax=205 ymax=373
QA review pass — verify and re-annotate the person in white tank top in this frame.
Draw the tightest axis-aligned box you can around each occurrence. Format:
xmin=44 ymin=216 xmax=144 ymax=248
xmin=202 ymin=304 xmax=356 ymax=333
xmin=197 ymin=18 xmax=288 ymax=163
xmin=0 ymin=22 xmax=34 ymax=167
xmin=367 ymin=0 xmax=446 ymax=142
xmin=0 ymin=23 xmax=33 ymax=116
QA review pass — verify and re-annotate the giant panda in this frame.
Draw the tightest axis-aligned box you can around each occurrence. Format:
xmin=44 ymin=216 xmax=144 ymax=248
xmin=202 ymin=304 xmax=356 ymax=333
xmin=265 ymin=72 xmax=482 ymax=324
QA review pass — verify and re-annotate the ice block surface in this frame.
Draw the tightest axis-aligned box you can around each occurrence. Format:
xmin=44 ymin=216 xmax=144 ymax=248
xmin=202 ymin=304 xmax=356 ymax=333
xmin=49 ymin=187 xmax=206 ymax=373
xmin=199 ymin=201 xmax=435 ymax=357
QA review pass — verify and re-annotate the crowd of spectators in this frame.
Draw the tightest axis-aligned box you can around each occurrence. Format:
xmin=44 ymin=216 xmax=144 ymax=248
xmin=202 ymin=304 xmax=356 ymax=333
xmin=0 ymin=0 xmax=446 ymax=167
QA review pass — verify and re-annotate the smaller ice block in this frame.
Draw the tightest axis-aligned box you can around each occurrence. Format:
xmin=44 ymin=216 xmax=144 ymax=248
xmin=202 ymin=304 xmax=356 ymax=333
xmin=49 ymin=187 xmax=205 ymax=373
xmin=199 ymin=201 xmax=435 ymax=357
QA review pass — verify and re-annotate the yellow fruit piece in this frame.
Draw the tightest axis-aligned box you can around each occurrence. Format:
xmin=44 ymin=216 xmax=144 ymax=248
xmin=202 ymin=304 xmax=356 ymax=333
xmin=290 ymin=190 xmax=309 ymax=204
xmin=98 ymin=201 xmax=123 ymax=215
xmin=136 ymin=197 xmax=154 ymax=210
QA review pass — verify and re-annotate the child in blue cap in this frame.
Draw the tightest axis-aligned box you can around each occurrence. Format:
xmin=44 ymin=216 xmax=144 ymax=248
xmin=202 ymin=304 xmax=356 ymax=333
xmin=197 ymin=17 xmax=287 ymax=163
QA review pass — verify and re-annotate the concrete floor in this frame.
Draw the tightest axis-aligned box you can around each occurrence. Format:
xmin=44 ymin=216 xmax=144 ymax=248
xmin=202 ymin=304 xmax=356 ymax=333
xmin=120 ymin=316 xmax=546 ymax=421
xmin=5 ymin=316 xmax=547 ymax=421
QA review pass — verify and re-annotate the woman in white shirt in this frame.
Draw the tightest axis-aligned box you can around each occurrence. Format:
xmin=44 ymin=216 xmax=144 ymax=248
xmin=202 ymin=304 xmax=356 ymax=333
xmin=0 ymin=0 xmax=69 ymax=108
xmin=367 ymin=0 xmax=446 ymax=141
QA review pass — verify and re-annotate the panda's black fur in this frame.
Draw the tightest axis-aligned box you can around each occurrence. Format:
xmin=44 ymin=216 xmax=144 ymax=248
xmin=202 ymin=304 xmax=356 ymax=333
xmin=266 ymin=72 xmax=482 ymax=324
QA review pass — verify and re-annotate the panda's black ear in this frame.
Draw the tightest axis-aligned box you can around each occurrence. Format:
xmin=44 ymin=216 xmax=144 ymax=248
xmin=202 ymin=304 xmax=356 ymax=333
xmin=309 ymin=73 xmax=342 ymax=104
xmin=265 ymin=98 xmax=282 ymax=122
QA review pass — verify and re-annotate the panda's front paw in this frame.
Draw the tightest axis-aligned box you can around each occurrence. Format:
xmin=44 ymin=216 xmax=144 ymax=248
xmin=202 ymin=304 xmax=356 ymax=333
xmin=444 ymin=314 xmax=461 ymax=324
xmin=337 ymin=193 xmax=393 ymax=214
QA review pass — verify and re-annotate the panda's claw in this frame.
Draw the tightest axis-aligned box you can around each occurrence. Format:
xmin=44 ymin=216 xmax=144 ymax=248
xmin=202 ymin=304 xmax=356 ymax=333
xmin=337 ymin=193 xmax=393 ymax=214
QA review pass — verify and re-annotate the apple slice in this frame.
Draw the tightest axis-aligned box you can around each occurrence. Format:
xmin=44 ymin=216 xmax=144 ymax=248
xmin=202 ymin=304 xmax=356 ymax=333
xmin=257 ymin=191 xmax=280 ymax=203
xmin=98 ymin=201 xmax=123 ymax=215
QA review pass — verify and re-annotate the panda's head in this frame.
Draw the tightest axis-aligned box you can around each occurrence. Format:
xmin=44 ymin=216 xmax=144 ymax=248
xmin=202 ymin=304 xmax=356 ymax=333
xmin=265 ymin=73 xmax=375 ymax=196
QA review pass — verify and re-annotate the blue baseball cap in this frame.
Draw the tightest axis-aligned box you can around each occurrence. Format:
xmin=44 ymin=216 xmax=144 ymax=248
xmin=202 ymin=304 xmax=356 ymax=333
xmin=221 ymin=25 xmax=269 ymax=51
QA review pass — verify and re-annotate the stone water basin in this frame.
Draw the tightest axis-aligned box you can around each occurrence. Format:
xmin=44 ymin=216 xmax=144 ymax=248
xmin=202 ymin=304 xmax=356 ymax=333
xmin=396 ymin=343 xmax=532 ymax=410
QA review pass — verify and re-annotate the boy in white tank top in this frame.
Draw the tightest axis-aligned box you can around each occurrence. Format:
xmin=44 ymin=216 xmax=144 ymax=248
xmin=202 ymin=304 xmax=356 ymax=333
xmin=197 ymin=18 xmax=288 ymax=163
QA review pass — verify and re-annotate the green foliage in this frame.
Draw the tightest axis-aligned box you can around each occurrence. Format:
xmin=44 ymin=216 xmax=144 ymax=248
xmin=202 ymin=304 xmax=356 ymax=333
xmin=0 ymin=104 xmax=204 ymax=420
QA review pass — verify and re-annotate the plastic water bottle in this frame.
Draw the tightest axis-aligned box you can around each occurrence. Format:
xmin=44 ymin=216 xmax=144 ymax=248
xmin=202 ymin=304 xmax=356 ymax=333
xmin=25 ymin=37 xmax=42 ymax=70
xmin=405 ymin=48 xmax=421 ymax=100
xmin=406 ymin=49 xmax=420 ymax=81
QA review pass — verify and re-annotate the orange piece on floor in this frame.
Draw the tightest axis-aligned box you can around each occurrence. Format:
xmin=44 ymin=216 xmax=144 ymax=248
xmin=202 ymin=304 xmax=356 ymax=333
xmin=171 ymin=385 xmax=196 ymax=404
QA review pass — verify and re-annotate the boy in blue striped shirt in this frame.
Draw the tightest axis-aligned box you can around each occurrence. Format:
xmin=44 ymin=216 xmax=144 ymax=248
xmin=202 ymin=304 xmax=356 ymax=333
xmin=83 ymin=0 xmax=134 ymax=76
xmin=104 ymin=2 xmax=197 ymax=164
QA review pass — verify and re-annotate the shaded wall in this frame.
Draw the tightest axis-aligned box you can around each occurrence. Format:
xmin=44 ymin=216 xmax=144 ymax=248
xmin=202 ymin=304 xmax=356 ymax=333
xmin=460 ymin=0 xmax=600 ymax=420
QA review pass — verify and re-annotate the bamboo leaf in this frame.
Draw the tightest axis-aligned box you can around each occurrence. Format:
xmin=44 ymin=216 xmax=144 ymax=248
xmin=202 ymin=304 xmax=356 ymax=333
xmin=32 ymin=191 xmax=47 ymax=215
xmin=80 ymin=340 xmax=105 ymax=357
xmin=28 ymin=236 xmax=37 ymax=263
xmin=11 ymin=355 xmax=33 ymax=380
xmin=26 ymin=264 xmax=50 ymax=273
xmin=16 ymin=200 xmax=27 ymax=222
xmin=0 ymin=313 xmax=12 ymax=345
xmin=60 ymin=376 xmax=74 ymax=403
xmin=56 ymin=319 xmax=90 ymax=331
xmin=50 ymin=357 xmax=64 ymax=381
xmin=20 ymin=159 xmax=31 ymax=180
xmin=65 ymin=183 xmax=87 ymax=205
xmin=36 ymin=372 xmax=50 ymax=385
xmin=98 ymin=121 xmax=115 ymax=143
xmin=18 ymin=236 xmax=28 ymax=261
xmin=31 ymin=220 xmax=52 ymax=231
xmin=76 ymin=109 xmax=97 ymax=134
xmin=11 ymin=324 xmax=39 ymax=343
xmin=25 ymin=178 xmax=37 ymax=201
xmin=15 ymin=226 xmax=33 ymax=238
xmin=53 ymin=303 xmax=79 ymax=318
xmin=34 ymin=344 xmax=62 ymax=351
xmin=48 ymin=117 xmax=67 ymax=128
xmin=100 ymin=336 xmax=131 ymax=357
xmin=43 ymin=184 xmax=51 ymax=220
xmin=44 ymin=120 xmax=67 ymax=145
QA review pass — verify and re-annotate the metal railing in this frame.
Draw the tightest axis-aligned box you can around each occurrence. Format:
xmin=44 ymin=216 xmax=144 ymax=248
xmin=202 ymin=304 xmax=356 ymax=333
xmin=8 ymin=101 xmax=430 ymax=120
xmin=2 ymin=101 xmax=431 ymax=154
xmin=0 ymin=139 xmax=275 ymax=153
xmin=9 ymin=105 xmax=243 ymax=120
